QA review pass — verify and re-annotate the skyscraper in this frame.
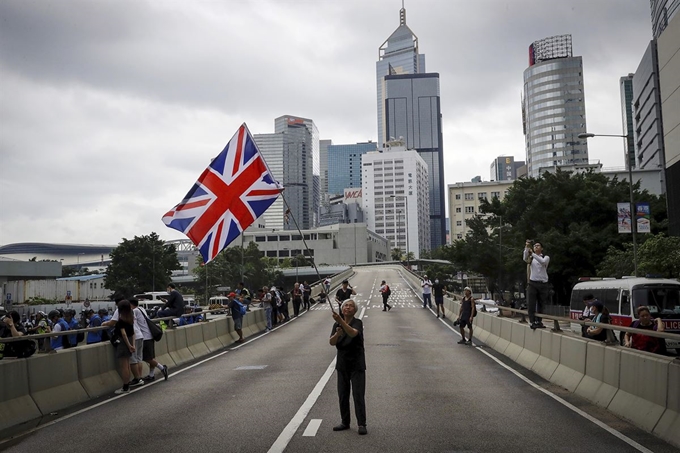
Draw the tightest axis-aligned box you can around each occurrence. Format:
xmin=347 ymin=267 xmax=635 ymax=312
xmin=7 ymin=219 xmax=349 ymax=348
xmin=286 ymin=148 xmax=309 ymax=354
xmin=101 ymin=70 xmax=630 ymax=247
xmin=327 ymin=142 xmax=378 ymax=196
xmin=253 ymin=132 xmax=285 ymax=230
xmin=384 ymin=73 xmax=446 ymax=249
xmin=490 ymin=156 xmax=524 ymax=181
xmin=522 ymin=34 xmax=589 ymax=178
xmin=620 ymin=74 xmax=636 ymax=170
xmin=319 ymin=139 xmax=332 ymax=204
xmin=651 ymin=0 xmax=680 ymax=38
xmin=362 ymin=144 xmax=430 ymax=259
xmin=376 ymin=6 xmax=425 ymax=149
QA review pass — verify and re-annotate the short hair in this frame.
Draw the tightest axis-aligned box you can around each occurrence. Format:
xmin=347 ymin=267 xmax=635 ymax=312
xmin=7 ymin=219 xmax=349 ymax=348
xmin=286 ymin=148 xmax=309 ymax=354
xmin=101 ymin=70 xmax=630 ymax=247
xmin=129 ymin=298 xmax=139 ymax=307
xmin=239 ymin=282 xmax=245 ymax=286
xmin=583 ymin=294 xmax=595 ymax=301
xmin=636 ymin=305 xmax=651 ymax=316
xmin=340 ymin=299 xmax=356 ymax=310
xmin=167 ymin=283 xmax=176 ymax=289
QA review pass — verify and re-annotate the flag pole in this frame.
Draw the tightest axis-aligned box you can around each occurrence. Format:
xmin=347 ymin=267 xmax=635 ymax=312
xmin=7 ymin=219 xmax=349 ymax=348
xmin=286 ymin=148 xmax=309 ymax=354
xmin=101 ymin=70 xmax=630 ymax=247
xmin=278 ymin=190 xmax=334 ymax=312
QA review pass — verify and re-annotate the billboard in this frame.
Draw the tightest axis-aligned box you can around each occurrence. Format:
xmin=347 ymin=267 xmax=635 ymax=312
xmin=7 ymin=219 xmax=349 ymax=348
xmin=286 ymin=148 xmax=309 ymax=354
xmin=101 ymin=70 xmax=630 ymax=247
xmin=344 ymin=188 xmax=362 ymax=204
xmin=636 ymin=202 xmax=651 ymax=233
xmin=617 ymin=202 xmax=632 ymax=233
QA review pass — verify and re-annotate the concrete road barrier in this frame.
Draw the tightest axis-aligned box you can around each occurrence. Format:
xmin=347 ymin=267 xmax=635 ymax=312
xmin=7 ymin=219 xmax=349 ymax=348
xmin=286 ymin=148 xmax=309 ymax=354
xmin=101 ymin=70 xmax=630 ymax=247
xmin=215 ymin=317 xmax=234 ymax=345
xmin=150 ymin=334 xmax=176 ymax=376
xmin=516 ymin=325 xmax=541 ymax=370
xmin=184 ymin=324 xmax=210 ymax=359
xmin=226 ymin=317 xmax=240 ymax=343
xmin=164 ymin=329 xmax=194 ymax=366
xmin=504 ymin=321 xmax=525 ymax=362
xmin=653 ymin=359 xmax=680 ymax=447
xmin=201 ymin=321 xmax=226 ymax=352
xmin=0 ymin=359 xmax=41 ymax=431
xmin=608 ymin=350 xmax=671 ymax=432
xmin=27 ymin=349 xmax=89 ymax=415
xmin=531 ymin=329 xmax=560 ymax=381
xmin=574 ymin=342 xmax=619 ymax=408
xmin=76 ymin=343 xmax=123 ymax=398
xmin=551 ymin=336 xmax=586 ymax=392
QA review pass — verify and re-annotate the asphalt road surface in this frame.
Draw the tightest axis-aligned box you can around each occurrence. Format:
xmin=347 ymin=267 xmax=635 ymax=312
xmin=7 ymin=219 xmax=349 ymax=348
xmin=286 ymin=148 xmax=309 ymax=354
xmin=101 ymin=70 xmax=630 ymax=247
xmin=1 ymin=266 xmax=676 ymax=453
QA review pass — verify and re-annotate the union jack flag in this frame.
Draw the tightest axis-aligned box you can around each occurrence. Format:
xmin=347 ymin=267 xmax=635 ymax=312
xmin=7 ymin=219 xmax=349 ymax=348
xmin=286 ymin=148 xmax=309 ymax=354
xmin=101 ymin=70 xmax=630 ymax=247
xmin=162 ymin=123 xmax=283 ymax=263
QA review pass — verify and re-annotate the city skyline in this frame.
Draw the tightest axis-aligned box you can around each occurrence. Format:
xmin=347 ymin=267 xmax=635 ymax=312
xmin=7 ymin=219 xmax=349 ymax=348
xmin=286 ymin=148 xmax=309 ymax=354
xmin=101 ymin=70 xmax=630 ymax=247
xmin=0 ymin=1 xmax=654 ymax=245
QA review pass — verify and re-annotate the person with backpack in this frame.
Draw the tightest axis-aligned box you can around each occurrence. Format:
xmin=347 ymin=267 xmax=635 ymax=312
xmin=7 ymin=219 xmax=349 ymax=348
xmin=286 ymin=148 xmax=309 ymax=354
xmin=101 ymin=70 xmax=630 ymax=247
xmin=130 ymin=298 xmax=169 ymax=382
xmin=379 ymin=280 xmax=392 ymax=312
xmin=227 ymin=292 xmax=245 ymax=343
xmin=237 ymin=282 xmax=252 ymax=311
xmin=0 ymin=310 xmax=36 ymax=360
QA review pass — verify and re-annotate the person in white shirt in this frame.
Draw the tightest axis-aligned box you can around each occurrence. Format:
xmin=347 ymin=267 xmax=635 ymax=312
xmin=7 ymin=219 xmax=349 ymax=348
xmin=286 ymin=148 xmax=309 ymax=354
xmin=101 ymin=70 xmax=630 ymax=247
xmin=130 ymin=298 xmax=168 ymax=382
xmin=522 ymin=240 xmax=550 ymax=329
xmin=379 ymin=280 xmax=392 ymax=312
xmin=421 ymin=276 xmax=433 ymax=309
xmin=103 ymin=299 xmax=146 ymax=387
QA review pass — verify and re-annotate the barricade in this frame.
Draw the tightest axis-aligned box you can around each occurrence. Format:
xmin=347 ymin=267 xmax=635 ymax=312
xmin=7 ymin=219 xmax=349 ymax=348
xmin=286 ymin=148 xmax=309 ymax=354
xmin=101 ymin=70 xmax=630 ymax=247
xmin=184 ymin=323 xmax=210 ymax=359
xmin=76 ymin=342 xmax=123 ymax=398
xmin=551 ymin=335 xmax=586 ymax=392
xmin=531 ymin=329 xmax=561 ymax=381
xmin=164 ymin=328 xmax=194 ymax=366
xmin=504 ymin=321 xmax=525 ymax=362
xmin=474 ymin=312 xmax=491 ymax=344
xmin=607 ymin=349 xmax=671 ymax=432
xmin=494 ymin=317 xmax=512 ymax=357
xmin=0 ymin=359 xmax=41 ymax=431
xmin=516 ymin=324 xmax=541 ymax=370
xmin=240 ymin=314 xmax=257 ymax=338
xmin=215 ymin=317 xmax=234 ymax=345
xmin=27 ymin=349 xmax=89 ymax=415
xmin=201 ymin=320 xmax=226 ymax=352
xmin=254 ymin=309 xmax=266 ymax=332
xmin=574 ymin=341 xmax=619 ymax=407
xmin=226 ymin=317 xmax=240 ymax=342
xmin=149 ymin=333 xmax=175 ymax=375
xmin=654 ymin=359 xmax=680 ymax=447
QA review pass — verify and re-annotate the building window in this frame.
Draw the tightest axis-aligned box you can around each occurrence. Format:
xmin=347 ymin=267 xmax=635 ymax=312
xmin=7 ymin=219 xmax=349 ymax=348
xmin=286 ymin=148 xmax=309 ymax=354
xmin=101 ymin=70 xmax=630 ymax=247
xmin=455 ymin=194 xmax=461 ymax=200
xmin=455 ymin=207 xmax=461 ymax=213
xmin=279 ymin=235 xmax=290 ymax=241
xmin=464 ymin=193 xmax=474 ymax=200
xmin=255 ymin=236 xmax=266 ymax=242
xmin=478 ymin=192 xmax=487 ymax=200
xmin=267 ymin=235 xmax=278 ymax=242
xmin=457 ymin=234 xmax=463 ymax=239
xmin=465 ymin=206 xmax=475 ymax=213
xmin=491 ymin=191 xmax=500 ymax=198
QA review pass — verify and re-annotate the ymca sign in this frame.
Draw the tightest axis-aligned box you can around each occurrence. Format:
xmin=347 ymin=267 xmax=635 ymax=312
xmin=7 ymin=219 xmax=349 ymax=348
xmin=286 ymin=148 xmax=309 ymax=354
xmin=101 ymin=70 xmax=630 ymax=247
xmin=344 ymin=188 xmax=362 ymax=204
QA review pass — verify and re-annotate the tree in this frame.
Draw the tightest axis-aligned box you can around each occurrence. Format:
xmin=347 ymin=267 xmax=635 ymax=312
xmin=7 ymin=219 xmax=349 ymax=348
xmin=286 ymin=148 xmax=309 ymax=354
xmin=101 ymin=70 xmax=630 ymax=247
xmin=105 ymin=232 xmax=180 ymax=298
xmin=391 ymin=248 xmax=403 ymax=261
xmin=599 ymin=234 xmax=680 ymax=278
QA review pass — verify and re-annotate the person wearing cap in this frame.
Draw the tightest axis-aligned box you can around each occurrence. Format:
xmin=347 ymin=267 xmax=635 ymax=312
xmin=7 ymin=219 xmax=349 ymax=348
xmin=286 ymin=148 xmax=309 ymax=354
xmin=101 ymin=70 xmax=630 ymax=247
xmin=523 ymin=240 xmax=550 ymax=330
xmin=456 ymin=287 xmax=476 ymax=345
xmin=421 ymin=275 xmax=433 ymax=309
xmin=226 ymin=292 xmax=244 ymax=343
xmin=585 ymin=301 xmax=611 ymax=342
xmin=335 ymin=280 xmax=356 ymax=311
xmin=578 ymin=294 xmax=596 ymax=337
xmin=85 ymin=309 xmax=103 ymax=344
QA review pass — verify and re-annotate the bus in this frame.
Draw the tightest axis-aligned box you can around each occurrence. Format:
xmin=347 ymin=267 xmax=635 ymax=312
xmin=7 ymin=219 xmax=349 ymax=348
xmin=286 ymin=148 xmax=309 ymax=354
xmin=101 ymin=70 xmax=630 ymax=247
xmin=569 ymin=277 xmax=680 ymax=352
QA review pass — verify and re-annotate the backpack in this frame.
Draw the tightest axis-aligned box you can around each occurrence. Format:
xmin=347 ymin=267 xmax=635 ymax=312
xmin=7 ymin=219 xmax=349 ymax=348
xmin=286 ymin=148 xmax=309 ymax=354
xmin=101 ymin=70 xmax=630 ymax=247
xmin=385 ymin=286 xmax=391 ymax=297
xmin=234 ymin=300 xmax=247 ymax=316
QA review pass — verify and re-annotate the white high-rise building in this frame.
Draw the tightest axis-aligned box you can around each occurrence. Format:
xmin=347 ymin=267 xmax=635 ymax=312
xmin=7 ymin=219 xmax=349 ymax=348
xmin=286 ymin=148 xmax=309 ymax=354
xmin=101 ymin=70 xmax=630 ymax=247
xmin=362 ymin=142 xmax=430 ymax=258
xmin=253 ymin=132 xmax=285 ymax=230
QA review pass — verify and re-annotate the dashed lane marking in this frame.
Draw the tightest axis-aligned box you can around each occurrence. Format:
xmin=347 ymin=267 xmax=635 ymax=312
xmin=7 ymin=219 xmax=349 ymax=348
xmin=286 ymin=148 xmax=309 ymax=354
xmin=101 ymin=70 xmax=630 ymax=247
xmin=302 ymin=419 xmax=322 ymax=437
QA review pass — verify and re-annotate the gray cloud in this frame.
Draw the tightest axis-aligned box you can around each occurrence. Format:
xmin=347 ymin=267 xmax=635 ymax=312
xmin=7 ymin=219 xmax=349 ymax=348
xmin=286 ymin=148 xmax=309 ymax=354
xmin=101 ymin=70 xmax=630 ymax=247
xmin=0 ymin=0 xmax=653 ymax=245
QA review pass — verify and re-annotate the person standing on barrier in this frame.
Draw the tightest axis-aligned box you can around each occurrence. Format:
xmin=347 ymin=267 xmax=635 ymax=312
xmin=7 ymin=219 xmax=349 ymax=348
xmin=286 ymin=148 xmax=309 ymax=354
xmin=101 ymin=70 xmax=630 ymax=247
xmin=433 ymin=279 xmax=447 ymax=319
xmin=335 ymin=280 xmax=356 ymax=312
xmin=457 ymin=287 xmax=476 ymax=345
xmin=523 ymin=240 xmax=550 ymax=330
xmin=330 ymin=299 xmax=367 ymax=436
xmin=421 ymin=275 xmax=433 ymax=309
xmin=157 ymin=284 xmax=185 ymax=328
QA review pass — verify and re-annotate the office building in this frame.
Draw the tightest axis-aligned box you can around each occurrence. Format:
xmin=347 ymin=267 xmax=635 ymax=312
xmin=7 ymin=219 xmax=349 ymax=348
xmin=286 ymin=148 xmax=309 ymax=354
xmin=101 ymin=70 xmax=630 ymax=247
xmin=651 ymin=0 xmax=680 ymax=38
xmin=253 ymin=132 xmax=286 ymax=230
xmin=632 ymin=41 xmax=666 ymax=180
xmin=319 ymin=139 xmax=332 ymax=205
xmin=490 ymin=156 xmax=525 ymax=181
xmin=362 ymin=145 xmax=430 ymax=258
xmin=620 ymin=74 xmax=636 ymax=169
xmin=376 ymin=5 xmax=426 ymax=149
xmin=327 ymin=142 xmax=378 ymax=196
xmin=383 ymin=73 xmax=446 ymax=249
xmin=319 ymin=189 xmax=365 ymax=226
xmin=274 ymin=115 xmax=320 ymax=230
xmin=448 ymin=181 xmax=514 ymax=241
xmin=658 ymin=12 xmax=680 ymax=235
xmin=522 ymin=34 xmax=589 ymax=177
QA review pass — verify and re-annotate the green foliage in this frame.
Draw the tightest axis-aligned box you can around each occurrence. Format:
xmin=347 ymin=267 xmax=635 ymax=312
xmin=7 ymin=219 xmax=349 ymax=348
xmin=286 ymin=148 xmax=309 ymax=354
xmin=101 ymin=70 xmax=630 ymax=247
xmin=599 ymin=234 xmax=680 ymax=278
xmin=105 ymin=232 xmax=180 ymax=298
xmin=193 ymin=242 xmax=283 ymax=303
xmin=391 ymin=248 xmax=403 ymax=261
xmin=442 ymin=170 xmax=668 ymax=304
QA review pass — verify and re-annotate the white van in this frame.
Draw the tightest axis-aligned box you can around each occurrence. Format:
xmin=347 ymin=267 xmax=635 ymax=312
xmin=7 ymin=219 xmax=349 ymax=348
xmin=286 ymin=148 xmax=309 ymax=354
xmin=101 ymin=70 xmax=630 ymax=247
xmin=569 ymin=277 xmax=680 ymax=351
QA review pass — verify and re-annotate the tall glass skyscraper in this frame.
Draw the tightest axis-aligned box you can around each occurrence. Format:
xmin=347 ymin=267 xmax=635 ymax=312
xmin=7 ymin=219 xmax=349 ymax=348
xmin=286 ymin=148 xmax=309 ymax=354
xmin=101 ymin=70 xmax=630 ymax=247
xmin=327 ymin=142 xmax=378 ymax=196
xmin=620 ymin=74 xmax=636 ymax=170
xmin=319 ymin=139 xmax=332 ymax=204
xmin=376 ymin=6 xmax=426 ymax=149
xmin=384 ymin=73 xmax=446 ymax=249
xmin=522 ymin=35 xmax=589 ymax=177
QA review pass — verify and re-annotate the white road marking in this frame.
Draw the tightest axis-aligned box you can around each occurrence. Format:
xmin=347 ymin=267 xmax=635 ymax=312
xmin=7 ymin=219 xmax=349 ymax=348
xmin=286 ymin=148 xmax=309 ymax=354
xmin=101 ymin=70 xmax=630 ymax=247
xmin=302 ymin=419 xmax=322 ymax=437
xmin=436 ymin=317 xmax=654 ymax=453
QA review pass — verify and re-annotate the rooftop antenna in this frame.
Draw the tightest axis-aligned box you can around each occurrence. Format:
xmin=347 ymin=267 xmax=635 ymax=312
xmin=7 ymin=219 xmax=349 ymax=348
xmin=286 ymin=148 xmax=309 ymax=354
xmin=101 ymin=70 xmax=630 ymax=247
xmin=400 ymin=0 xmax=406 ymax=25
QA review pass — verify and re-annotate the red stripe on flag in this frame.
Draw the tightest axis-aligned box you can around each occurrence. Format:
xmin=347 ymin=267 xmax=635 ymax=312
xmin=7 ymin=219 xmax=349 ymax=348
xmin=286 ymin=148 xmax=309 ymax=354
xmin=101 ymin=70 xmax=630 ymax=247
xmin=175 ymin=199 xmax=210 ymax=211
xmin=232 ymin=125 xmax=245 ymax=177
xmin=248 ymin=189 xmax=283 ymax=196
xmin=212 ymin=219 xmax=224 ymax=260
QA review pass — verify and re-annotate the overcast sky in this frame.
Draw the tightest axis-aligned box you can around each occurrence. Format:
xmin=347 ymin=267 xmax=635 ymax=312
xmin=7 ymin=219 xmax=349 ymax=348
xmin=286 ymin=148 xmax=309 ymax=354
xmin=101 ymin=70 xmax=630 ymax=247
xmin=0 ymin=0 xmax=653 ymax=247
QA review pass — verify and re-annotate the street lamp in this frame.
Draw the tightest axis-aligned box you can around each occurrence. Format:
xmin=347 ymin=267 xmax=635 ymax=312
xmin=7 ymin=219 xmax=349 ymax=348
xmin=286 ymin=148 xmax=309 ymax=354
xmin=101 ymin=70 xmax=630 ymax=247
xmin=578 ymin=132 xmax=638 ymax=277
xmin=389 ymin=194 xmax=409 ymax=268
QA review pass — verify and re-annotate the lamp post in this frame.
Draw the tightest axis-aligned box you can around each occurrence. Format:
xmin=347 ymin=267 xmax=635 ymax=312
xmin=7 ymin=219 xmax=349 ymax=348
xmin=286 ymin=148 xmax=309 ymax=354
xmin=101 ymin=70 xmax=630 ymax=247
xmin=578 ymin=132 xmax=638 ymax=277
xmin=389 ymin=194 xmax=409 ymax=268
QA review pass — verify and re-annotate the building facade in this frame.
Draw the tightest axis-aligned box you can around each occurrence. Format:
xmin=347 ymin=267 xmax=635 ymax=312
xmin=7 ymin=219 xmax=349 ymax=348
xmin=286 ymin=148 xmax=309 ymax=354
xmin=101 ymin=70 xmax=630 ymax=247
xmin=620 ymin=74 xmax=636 ymax=170
xmin=448 ymin=180 xmax=514 ymax=241
xmin=253 ymin=132 xmax=286 ymax=230
xmin=327 ymin=142 xmax=378 ymax=196
xmin=651 ymin=0 xmax=680 ymax=38
xmin=319 ymin=139 xmax=332 ymax=205
xmin=319 ymin=189 xmax=365 ymax=226
xmin=376 ymin=6 xmax=426 ymax=149
xmin=384 ymin=73 xmax=446 ymax=249
xmin=490 ymin=156 xmax=525 ymax=181
xmin=522 ymin=34 xmax=589 ymax=178
xmin=362 ymin=147 xmax=430 ymax=258
xmin=658 ymin=12 xmax=680 ymax=235
xmin=632 ymin=41 xmax=666 ymax=182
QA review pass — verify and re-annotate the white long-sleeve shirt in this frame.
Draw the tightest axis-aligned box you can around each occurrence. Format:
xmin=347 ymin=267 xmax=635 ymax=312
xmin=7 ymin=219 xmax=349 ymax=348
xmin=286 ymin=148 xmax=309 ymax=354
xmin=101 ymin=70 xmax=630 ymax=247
xmin=523 ymin=250 xmax=550 ymax=283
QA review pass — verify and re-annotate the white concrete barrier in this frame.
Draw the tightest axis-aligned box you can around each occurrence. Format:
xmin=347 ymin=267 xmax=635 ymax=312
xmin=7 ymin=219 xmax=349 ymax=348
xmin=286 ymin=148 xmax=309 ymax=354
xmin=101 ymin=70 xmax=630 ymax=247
xmin=551 ymin=336 xmax=586 ymax=392
xmin=184 ymin=324 xmax=210 ymax=359
xmin=516 ymin=325 xmax=541 ymax=370
xmin=201 ymin=321 xmax=226 ymax=352
xmin=165 ymin=328 xmax=194 ymax=366
xmin=76 ymin=342 xmax=123 ymax=398
xmin=574 ymin=342 xmax=620 ymax=408
xmin=653 ymin=359 xmax=680 ymax=447
xmin=531 ymin=329 xmax=560 ymax=381
xmin=0 ymin=359 xmax=41 ymax=431
xmin=27 ymin=349 xmax=89 ymax=415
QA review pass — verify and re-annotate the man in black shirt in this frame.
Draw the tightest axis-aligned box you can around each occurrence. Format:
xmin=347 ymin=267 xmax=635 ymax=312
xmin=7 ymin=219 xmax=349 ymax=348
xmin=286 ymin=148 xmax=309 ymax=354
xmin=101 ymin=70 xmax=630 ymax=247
xmin=334 ymin=280 xmax=356 ymax=312
xmin=157 ymin=284 xmax=185 ymax=327
xmin=432 ymin=279 xmax=447 ymax=319
xmin=329 ymin=299 xmax=367 ymax=435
